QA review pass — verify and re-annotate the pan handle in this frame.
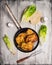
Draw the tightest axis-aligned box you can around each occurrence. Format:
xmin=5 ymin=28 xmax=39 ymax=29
xmin=4 ymin=1 xmax=21 ymax=29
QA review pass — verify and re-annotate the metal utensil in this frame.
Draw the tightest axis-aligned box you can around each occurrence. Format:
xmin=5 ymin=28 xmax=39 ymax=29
xmin=3 ymin=1 xmax=39 ymax=52
xmin=16 ymin=49 xmax=42 ymax=63
xmin=4 ymin=3 xmax=21 ymax=29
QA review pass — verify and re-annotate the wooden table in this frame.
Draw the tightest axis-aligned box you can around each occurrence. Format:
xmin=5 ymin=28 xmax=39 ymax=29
xmin=0 ymin=0 xmax=52 ymax=64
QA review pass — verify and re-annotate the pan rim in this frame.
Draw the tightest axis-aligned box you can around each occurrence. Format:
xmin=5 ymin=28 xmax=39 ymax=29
xmin=14 ymin=28 xmax=39 ymax=53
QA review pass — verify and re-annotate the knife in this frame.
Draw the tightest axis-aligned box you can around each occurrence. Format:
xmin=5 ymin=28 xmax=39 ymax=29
xmin=16 ymin=49 xmax=42 ymax=63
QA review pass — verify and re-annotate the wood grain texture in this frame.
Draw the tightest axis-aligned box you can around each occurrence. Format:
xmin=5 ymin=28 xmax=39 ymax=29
xmin=0 ymin=0 xmax=52 ymax=65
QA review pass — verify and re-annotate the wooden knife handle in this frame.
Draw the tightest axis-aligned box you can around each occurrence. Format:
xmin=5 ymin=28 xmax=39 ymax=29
xmin=16 ymin=56 xmax=29 ymax=63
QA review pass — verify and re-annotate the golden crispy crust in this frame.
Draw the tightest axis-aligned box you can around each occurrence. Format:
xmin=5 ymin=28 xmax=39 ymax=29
xmin=26 ymin=33 xmax=38 ymax=43
xmin=16 ymin=29 xmax=38 ymax=51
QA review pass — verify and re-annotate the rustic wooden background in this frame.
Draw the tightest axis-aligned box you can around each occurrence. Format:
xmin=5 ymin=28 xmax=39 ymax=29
xmin=0 ymin=0 xmax=52 ymax=65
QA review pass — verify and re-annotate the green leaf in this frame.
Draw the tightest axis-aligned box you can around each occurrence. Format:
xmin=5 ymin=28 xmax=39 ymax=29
xmin=22 ymin=5 xmax=36 ymax=20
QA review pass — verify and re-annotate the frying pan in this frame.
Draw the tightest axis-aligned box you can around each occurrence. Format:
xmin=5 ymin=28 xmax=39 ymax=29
xmin=4 ymin=2 xmax=39 ymax=52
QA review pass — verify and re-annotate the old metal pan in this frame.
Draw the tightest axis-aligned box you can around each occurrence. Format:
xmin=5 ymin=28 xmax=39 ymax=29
xmin=4 ymin=2 xmax=39 ymax=52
